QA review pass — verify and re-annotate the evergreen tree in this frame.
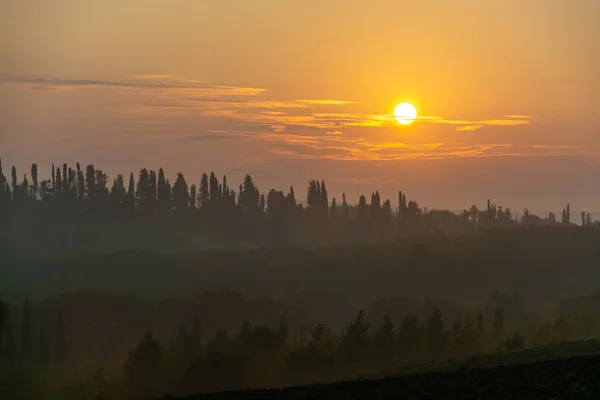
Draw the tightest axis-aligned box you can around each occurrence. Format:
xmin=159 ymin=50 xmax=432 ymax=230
xmin=124 ymin=173 xmax=135 ymax=213
xmin=341 ymin=309 xmax=369 ymax=367
xmin=358 ymin=195 xmax=368 ymax=222
xmin=30 ymin=163 xmax=38 ymax=200
xmin=172 ymin=173 xmax=189 ymax=213
xmin=157 ymin=168 xmax=171 ymax=215
xmin=342 ymin=193 xmax=349 ymax=220
xmin=56 ymin=167 xmax=63 ymax=198
xmin=55 ymin=311 xmax=67 ymax=364
xmin=320 ymin=180 xmax=329 ymax=217
xmin=198 ymin=173 xmax=209 ymax=208
xmin=11 ymin=166 xmax=17 ymax=200
xmin=287 ymin=186 xmax=296 ymax=208
xmin=382 ymin=199 xmax=392 ymax=223
xmin=51 ymin=164 xmax=56 ymax=196
xmin=148 ymin=170 xmax=157 ymax=214
xmin=62 ymin=163 xmax=68 ymax=198
xmin=566 ymin=203 xmax=571 ymax=224
xmin=426 ymin=308 xmax=445 ymax=361
xmin=0 ymin=158 xmax=8 ymax=207
xmin=20 ymin=174 xmax=28 ymax=204
xmin=240 ymin=175 xmax=260 ymax=211
xmin=77 ymin=163 xmax=85 ymax=201
xmin=135 ymin=168 xmax=150 ymax=214
xmin=374 ymin=315 xmax=395 ymax=367
xmin=259 ymin=193 xmax=266 ymax=211
xmin=20 ymin=297 xmax=33 ymax=363
xmin=189 ymin=184 xmax=197 ymax=209
xmin=109 ymin=175 xmax=127 ymax=209
xmin=122 ymin=331 xmax=165 ymax=400
xmin=209 ymin=172 xmax=220 ymax=205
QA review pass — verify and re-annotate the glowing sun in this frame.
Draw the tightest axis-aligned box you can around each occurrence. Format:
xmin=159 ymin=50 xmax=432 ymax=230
xmin=394 ymin=102 xmax=418 ymax=125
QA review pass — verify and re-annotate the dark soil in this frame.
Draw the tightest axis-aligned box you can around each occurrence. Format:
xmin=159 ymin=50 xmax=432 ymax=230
xmin=166 ymin=352 xmax=600 ymax=400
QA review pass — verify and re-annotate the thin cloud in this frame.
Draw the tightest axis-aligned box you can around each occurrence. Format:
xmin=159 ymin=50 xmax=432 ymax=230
xmin=326 ymin=131 xmax=343 ymax=135
xmin=456 ymin=125 xmax=484 ymax=131
xmin=1 ymin=76 xmax=267 ymax=96
xmin=504 ymin=115 xmax=531 ymax=119
xmin=296 ymin=99 xmax=361 ymax=106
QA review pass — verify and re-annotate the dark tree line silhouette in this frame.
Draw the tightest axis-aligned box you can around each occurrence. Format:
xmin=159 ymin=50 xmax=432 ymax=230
xmin=0 ymin=158 xmax=594 ymax=253
xmin=5 ymin=290 xmax=600 ymax=400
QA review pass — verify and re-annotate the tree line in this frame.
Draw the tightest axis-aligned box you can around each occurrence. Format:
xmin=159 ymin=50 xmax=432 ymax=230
xmin=0 ymin=158 xmax=594 ymax=251
xmin=5 ymin=292 xmax=600 ymax=400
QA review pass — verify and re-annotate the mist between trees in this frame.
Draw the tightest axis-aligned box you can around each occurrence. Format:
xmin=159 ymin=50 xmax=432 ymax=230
xmin=2 ymin=288 xmax=600 ymax=399
xmin=3 ymin=158 xmax=600 ymax=398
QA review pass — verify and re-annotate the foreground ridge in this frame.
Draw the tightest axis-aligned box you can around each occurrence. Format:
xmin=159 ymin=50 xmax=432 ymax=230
xmin=166 ymin=351 xmax=600 ymax=400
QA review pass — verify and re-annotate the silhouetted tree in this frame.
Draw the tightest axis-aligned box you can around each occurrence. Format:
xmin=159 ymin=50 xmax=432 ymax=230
xmin=11 ymin=166 xmax=17 ymax=201
xmin=426 ymin=308 xmax=445 ymax=361
xmin=240 ymin=175 xmax=260 ymax=211
xmin=172 ymin=173 xmax=189 ymax=213
xmin=341 ymin=309 xmax=369 ymax=367
xmin=374 ymin=315 xmax=395 ymax=368
xmin=198 ymin=173 xmax=209 ymax=208
xmin=30 ymin=163 xmax=38 ymax=200
xmin=124 ymin=173 xmax=135 ymax=213
xmin=330 ymin=198 xmax=337 ymax=223
xmin=357 ymin=195 xmax=368 ymax=222
xmin=55 ymin=167 xmax=63 ymax=198
xmin=77 ymin=163 xmax=85 ymax=201
xmin=189 ymin=184 xmax=197 ymax=209
xmin=342 ymin=193 xmax=349 ymax=221
xmin=122 ymin=331 xmax=165 ymax=400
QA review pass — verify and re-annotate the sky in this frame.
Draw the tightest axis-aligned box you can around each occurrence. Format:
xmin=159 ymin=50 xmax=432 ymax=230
xmin=1 ymin=0 xmax=599 ymax=212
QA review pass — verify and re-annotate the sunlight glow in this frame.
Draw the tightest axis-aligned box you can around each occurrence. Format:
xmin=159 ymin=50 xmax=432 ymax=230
xmin=394 ymin=102 xmax=418 ymax=125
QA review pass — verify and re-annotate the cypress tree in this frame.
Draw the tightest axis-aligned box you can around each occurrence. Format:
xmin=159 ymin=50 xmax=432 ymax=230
xmin=0 ymin=158 xmax=8 ymax=207
xmin=56 ymin=167 xmax=62 ymax=198
xmin=76 ymin=163 xmax=85 ymax=201
xmin=287 ymin=186 xmax=296 ymax=208
xmin=31 ymin=163 xmax=38 ymax=200
xmin=62 ymin=163 xmax=68 ymax=198
xmin=189 ymin=184 xmax=197 ymax=209
xmin=52 ymin=164 xmax=56 ymax=196
xmin=125 ymin=173 xmax=135 ymax=213
xmin=198 ymin=173 xmax=209 ymax=208
xmin=11 ymin=166 xmax=17 ymax=201
xmin=342 ymin=193 xmax=349 ymax=220
xmin=157 ymin=168 xmax=171 ymax=215
xmin=171 ymin=173 xmax=189 ymax=213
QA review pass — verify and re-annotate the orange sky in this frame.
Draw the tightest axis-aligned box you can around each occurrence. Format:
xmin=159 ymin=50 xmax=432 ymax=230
xmin=1 ymin=0 xmax=599 ymax=211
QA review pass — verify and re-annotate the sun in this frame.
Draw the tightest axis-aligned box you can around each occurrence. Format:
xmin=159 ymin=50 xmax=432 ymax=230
xmin=394 ymin=102 xmax=418 ymax=125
